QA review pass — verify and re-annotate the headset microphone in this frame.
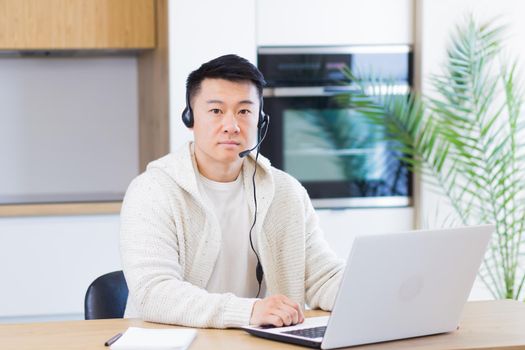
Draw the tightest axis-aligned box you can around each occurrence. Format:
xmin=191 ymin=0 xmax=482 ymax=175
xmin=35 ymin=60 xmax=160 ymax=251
xmin=238 ymin=115 xmax=270 ymax=158
xmin=239 ymin=146 xmax=256 ymax=159
xmin=238 ymin=132 xmax=264 ymax=158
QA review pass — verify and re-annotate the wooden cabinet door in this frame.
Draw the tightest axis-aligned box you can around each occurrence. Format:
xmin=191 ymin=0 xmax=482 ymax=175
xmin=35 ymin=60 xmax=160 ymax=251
xmin=0 ymin=0 xmax=155 ymax=49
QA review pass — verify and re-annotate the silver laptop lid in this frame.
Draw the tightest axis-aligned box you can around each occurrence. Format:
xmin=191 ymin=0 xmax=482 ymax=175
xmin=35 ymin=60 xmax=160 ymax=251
xmin=322 ymin=224 xmax=494 ymax=349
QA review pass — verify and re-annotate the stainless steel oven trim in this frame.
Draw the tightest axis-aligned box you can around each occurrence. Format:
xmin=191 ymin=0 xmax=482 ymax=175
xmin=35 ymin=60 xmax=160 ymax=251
xmin=264 ymin=86 xmax=328 ymax=97
xmin=312 ymin=196 xmax=411 ymax=209
xmin=258 ymin=45 xmax=412 ymax=55
xmin=263 ymin=84 xmax=410 ymax=97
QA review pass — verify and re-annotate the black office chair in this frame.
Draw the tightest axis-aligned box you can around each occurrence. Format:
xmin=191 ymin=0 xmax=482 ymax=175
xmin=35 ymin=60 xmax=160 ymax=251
xmin=84 ymin=270 xmax=129 ymax=320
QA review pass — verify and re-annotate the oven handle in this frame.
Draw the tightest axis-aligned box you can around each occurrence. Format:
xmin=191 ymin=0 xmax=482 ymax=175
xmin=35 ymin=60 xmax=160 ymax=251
xmin=322 ymin=86 xmax=361 ymax=94
xmin=263 ymin=86 xmax=360 ymax=97
xmin=264 ymin=84 xmax=410 ymax=97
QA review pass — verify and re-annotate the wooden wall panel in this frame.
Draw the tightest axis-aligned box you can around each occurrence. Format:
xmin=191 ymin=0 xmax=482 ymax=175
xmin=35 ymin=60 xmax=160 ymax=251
xmin=138 ymin=0 xmax=169 ymax=172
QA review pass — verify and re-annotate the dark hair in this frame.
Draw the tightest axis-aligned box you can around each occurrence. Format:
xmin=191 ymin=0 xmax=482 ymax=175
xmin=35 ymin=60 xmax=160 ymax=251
xmin=185 ymin=54 xmax=266 ymax=106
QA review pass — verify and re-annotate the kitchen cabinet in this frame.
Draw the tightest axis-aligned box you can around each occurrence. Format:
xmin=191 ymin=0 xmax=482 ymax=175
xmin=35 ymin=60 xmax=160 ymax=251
xmin=0 ymin=0 xmax=155 ymax=50
xmin=256 ymin=0 xmax=413 ymax=46
xmin=0 ymin=0 xmax=167 ymax=217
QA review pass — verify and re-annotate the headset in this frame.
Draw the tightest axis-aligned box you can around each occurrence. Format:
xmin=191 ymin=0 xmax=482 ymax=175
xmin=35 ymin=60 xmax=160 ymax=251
xmin=181 ymin=88 xmax=270 ymax=298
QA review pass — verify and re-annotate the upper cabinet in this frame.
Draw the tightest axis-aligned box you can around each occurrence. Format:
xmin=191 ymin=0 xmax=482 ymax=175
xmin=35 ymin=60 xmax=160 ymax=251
xmin=256 ymin=0 xmax=413 ymax=46
xmin=0 ymin=0 xmax=156 ymax=50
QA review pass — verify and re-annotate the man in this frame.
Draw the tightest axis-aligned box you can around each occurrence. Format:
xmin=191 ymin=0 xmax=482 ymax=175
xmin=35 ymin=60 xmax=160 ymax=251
xmin=120 ymin=54 xmax=344 ymax=328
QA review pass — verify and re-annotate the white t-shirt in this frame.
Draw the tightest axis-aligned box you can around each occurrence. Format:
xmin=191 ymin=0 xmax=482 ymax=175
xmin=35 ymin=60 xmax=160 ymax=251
xmin=197 ymin=171 xmax=266 ymax=298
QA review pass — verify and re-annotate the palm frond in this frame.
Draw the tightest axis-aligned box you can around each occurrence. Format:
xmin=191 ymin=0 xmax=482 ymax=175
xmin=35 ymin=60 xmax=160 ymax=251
xmin=338 ymin=15 xmax=525 ymax=300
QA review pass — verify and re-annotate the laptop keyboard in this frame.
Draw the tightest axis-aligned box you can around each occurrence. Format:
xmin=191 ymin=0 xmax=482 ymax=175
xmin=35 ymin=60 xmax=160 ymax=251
xmin=282 ymin=326 xmax=327 ymax=339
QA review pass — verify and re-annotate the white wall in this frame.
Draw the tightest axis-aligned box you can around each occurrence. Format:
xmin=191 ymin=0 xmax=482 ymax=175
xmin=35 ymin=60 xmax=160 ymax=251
xmin=168 ymin=0 xmax=257 ymax=150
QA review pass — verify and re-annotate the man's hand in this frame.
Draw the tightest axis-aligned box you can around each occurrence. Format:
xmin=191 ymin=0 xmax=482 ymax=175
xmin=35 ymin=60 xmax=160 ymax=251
xmin=250 ymin=294 xmax=305 ymax=327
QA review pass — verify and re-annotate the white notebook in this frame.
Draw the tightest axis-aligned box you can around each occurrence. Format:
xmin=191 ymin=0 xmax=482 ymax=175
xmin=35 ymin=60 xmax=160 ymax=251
xmin=110 ymin=327 xmax=197 ymax=350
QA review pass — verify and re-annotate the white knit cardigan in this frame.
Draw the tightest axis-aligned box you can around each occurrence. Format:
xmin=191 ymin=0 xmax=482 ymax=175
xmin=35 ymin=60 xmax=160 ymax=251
xmin=119 ymin=142 xmax=345 ymax=328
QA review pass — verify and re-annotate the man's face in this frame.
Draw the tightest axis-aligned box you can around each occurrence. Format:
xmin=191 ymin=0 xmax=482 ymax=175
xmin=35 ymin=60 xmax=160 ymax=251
xmin=191 ymin=78 xmax=260 ymax=167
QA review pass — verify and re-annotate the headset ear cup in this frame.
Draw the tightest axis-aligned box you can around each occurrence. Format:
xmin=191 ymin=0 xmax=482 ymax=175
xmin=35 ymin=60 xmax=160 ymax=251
xmin=258 ymin=111 xmax=267 ymax=129
xmin=258 ymin=112 xmax=269 ymax=130
xmin=182 ymin=107 xmax=193 ymax=128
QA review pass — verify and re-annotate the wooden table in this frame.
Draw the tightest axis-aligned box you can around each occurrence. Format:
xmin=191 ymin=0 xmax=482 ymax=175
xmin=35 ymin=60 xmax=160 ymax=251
xmin=2 ymin=300 xmax=525 ymax=350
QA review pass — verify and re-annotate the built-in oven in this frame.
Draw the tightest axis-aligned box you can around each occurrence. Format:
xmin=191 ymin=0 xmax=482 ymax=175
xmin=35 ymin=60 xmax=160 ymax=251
xmin=258 ymin=46 xmax=413 ymax=208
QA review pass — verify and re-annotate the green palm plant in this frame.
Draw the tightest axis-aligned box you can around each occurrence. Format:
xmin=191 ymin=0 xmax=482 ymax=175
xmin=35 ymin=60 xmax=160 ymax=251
xmin=338 ymin=16 xmax=525 ymax=300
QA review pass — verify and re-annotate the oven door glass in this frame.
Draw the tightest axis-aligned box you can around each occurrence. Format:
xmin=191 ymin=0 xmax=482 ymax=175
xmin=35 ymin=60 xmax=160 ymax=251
xmin=261 ymin=94 xmax=412 ymax=208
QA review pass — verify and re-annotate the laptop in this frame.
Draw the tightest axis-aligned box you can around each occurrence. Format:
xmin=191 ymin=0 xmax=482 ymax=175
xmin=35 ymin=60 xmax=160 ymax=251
xmin=242 ymin=224 xmax=494 ymax=349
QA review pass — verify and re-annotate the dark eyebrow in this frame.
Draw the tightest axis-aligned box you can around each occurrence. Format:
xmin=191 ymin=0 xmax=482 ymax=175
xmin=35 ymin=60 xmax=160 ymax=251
xmin=238 ymin=100 xmax=255 ymax=105
xmin=206 ymin=99 xmax=224 ymax=104
xmin=206 ymin=99 xmax=255 ymax=105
